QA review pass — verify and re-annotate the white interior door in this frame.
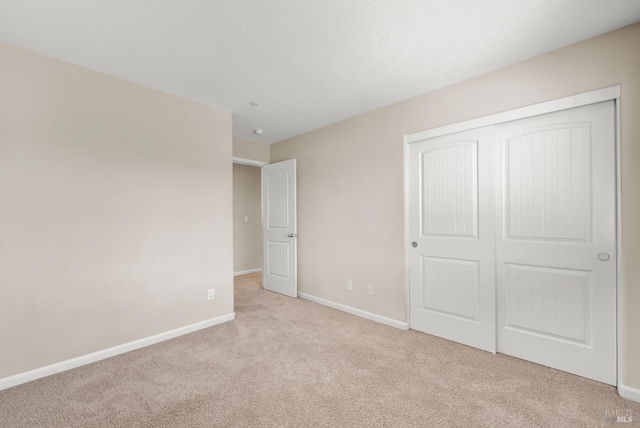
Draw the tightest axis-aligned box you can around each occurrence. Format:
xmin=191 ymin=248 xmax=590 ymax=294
xmin=409 ymin=126 xmax=496 ymax=352
xmin=262 ymin=159 xmax=297 ymax=298
xmin=495 ymin=101 xmax=616 ymax=385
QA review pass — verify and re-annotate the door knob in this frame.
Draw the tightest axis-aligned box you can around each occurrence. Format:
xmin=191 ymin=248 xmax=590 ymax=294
xmin=412 ymin=242 xmax=418 ymax=248
xmin=287 ymin=233 xmax=297 ymax=238
xmin=598 ymin=253 xmax=610 ymax=261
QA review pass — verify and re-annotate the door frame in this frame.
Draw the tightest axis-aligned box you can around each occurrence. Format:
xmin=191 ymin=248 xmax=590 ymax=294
xmin=232 ymin=156 xmax=267 ymax=276
xmin=403 ymin=85 xmax=622 ymax=387
xmin=232 ymin=156 xmax=268 ymax=167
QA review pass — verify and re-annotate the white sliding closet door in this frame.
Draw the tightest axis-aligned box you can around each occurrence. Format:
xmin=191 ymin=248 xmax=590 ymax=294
xmin=409 ymin=126 xmax=496 ymax=353
xmin=495 ymin=101 xmax=616 ymax=385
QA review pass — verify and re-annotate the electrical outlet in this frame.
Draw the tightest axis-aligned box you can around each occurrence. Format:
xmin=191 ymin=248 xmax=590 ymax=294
xmin=207 ymin=289 xmax=215 ymax=300
xmin=244 ymin=216 xmax=249 ymax=223
xmin=367 ymin=284 xmax=374 ymax=295
xmin=346 ymin=280 xmax=353 ymax=290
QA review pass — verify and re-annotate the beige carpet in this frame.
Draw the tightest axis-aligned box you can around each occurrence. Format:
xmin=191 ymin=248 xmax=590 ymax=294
xmin=1 ymin=272 xmax=638 ymax=427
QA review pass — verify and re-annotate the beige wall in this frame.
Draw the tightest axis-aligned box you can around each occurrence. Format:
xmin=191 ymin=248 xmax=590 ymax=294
xmin=0 ymin=43 xmax=234 ymax=379
xmin=233 ymin=136 xmax=270 ymax=163
xmin=233 ymin=164 xmax=262 ymax=272
xmin=271 ymin=23 xmax=640 ymax=389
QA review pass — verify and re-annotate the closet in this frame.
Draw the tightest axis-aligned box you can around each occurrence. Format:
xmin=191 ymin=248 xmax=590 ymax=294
xmin=408 ymin=98 xmax=616 ymax=385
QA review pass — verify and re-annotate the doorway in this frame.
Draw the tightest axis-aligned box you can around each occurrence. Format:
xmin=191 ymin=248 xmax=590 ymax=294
xmin=233 ymin=159 xmax=265 ymax=276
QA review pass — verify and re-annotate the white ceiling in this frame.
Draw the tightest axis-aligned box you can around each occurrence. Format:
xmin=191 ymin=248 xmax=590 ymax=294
xmin=1 ymin=1 xmax=640 ymax=143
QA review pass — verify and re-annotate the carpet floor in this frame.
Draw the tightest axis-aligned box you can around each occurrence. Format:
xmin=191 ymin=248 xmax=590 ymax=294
xmin=0 ymin=272 xmax=638 ymax=427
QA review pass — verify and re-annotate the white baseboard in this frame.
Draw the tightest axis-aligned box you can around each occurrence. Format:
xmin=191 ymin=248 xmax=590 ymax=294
xmin=298 ymin=292 xmax=409 ymax=330
xmin=234 ymin=268 xmax=262 ymax=276
xmin=619 ymin=382 xmax=640 ymax=403
xmin=0 ymin=312 xmax=236 ymax=392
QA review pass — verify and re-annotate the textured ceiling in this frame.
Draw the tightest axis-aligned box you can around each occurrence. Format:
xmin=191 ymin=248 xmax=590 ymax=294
xmin=1 ymin=1 xmax=640 ymax=143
